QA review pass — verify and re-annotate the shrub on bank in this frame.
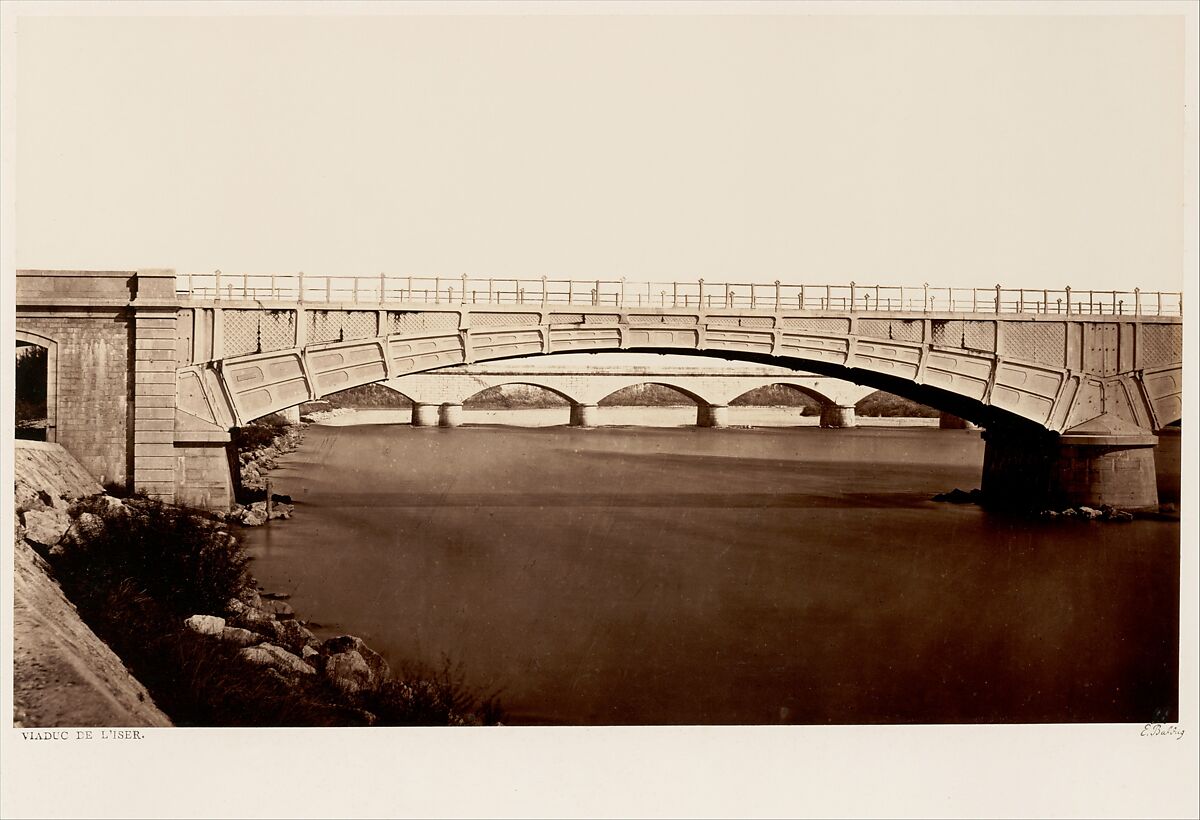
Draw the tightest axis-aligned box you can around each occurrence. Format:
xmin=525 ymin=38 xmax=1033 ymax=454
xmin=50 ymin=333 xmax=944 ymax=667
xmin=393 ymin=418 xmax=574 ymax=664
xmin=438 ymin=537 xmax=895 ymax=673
xmin=45 ymin=495 xmax=501 ymax=727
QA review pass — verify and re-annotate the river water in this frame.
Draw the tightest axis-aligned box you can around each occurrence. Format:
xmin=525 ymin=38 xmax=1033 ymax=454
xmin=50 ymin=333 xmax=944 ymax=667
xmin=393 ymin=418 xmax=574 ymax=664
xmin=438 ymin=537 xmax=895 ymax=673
xmin=241 ymin=409 xmax=1180 ymax=725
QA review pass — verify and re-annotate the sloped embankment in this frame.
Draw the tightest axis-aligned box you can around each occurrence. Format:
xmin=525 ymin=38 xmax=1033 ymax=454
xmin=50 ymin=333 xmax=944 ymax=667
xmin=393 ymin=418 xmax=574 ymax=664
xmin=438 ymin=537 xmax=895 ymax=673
xmin=12 ymin=440 xmax=171 ymax=728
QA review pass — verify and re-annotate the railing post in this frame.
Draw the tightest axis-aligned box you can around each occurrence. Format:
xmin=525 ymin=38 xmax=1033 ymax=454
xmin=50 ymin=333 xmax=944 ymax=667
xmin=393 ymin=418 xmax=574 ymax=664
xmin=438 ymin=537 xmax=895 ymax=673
xmin=849 ymin=281 xmax=856 ymax=313
xmin=434 ymin=277 xmax=441 ymax=304
xmin=696 ymin=279 xmax=702 ymax=310
xmin=325 ymin=276 xmax=331 ymax=302
xmin=1042 ymin=288 xmax=1048 ymax=314
xmin=597 ymin=280 xmax=602 ymax=307
xmin=215 ymin=270 xmax=222 ymax=301
xmin=1134 ymin=287 xmax=1141 ymax=316
xmin=725 ymin=282 xmax=731 ymax=309
xmin=875 ymin=285 xmax=880 ymax=311
xmin=488 ymin=279 xmax=494 ymax=304
xmin=620 ymin=277 xmax=627 ymax=309
xmin=1065 ymin=286 xmax=1072 ymax=315
xmin=541 ymin=275 xmax=548 ymax=308
xmin=923 ymin=282 xmax=928 ymax=314
xmin=380 ymin=272 xmax=386 ymax=302
xmin=298 ymin=271 xmax=305 ymax=304
xmin=774 ymin=280 xmax=781 ymax=311
xmin=270 ymin=272 xmax=277 ymax=298
xmin=994 ymin=284 xmax=1001 ymax=313
xmin=407 ymin=275 xmax=413 ymax=302
xmin=461 ymin=274 xmax=468 ymax=304
xmin=1018 ymin=289 xmax=1024 ymax=313
xmin=353 ymin=276 xmax=359 ymax=303
xmin=826 ymin=284 xmax=831 ymax=311
xmin=672 ymin=281 xmax=678 ymax=308
xmin=799 ymin=284 xmax=806 ymax=310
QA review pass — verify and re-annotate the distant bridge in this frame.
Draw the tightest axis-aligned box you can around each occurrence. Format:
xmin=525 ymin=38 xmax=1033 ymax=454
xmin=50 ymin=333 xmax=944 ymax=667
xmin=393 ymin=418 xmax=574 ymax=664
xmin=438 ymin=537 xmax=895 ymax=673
xmin=369 ymin=364 xmax=875 ymax=428
xmin=15 ymin=270 xmax=1184 ymax=512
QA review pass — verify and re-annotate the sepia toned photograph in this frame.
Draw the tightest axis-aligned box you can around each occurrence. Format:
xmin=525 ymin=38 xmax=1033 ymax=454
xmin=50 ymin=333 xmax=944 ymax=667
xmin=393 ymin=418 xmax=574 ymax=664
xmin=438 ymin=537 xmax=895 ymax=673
xmin=2 ymin=2 xmax=1196 ymax=818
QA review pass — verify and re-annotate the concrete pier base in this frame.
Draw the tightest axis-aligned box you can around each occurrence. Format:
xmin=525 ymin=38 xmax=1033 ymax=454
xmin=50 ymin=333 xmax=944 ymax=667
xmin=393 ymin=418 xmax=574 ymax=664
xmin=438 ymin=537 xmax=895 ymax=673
xmin=570 ymin=403 xmax=599 ymax=427
xmin=438 ymin=403 xmax=463 ymax=428
xmin=412 ymin=403 xmax=439 ymax=427
xmin=279 ymin=405 xmax=302 ymax=424
xmin=819 ymin=405 xmax=856 ymax=428
xmin=981 ymin=415 xmax=1160 ymax=510
xmin=697 ymin=404 xmax=729 ymax=428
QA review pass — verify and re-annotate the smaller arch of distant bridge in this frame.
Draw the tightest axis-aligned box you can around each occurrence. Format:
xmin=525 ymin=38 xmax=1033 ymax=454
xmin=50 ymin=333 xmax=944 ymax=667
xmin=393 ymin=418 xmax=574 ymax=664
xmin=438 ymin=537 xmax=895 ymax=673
xmin=592 ymin=381 xmax=715 ymax=408
xmin=726 ymin=381 xmax=841 ymax=410
xmin=459 ymin=381 xmax=580 ymax=408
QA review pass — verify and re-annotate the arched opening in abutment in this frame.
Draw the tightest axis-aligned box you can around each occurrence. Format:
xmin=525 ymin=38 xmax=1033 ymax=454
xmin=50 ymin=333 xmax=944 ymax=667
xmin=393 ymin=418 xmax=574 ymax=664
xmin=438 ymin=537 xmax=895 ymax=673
xmin=14 ymin=334 xmax=56 ymax=443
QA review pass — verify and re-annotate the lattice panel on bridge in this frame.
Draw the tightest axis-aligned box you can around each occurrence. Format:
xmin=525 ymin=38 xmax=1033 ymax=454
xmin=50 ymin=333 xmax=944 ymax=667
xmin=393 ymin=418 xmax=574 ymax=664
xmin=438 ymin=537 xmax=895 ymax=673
xmin=223 ymin=310 xmax=262 ymax=357
xmin=781 ymin=317 xmax=850 ymax=335
xmin=307 ymin=311 xmax=345 ymax=344
xmin=584 ymin=314 xmax=620 ymax=325
xmin=388 ymin=312 xmax=459 ymax=335
xmin=629 ymin=314 xmax=698 ymax=326
xmin=549 ymin=313 xmax=585 ymax=325
xmin=857 ymin=318 xmax=922 ymax=343
xmin=342 ymin=311 xmax=378 ymax=341
xmin=931 ymin=319 xmax=995 ymax=353
xmin=963 ymin=321 xmax=995 ymax=353
xmin=1141 ymin=324 xmax=1183 ymax=368
xmin=258 ymin=311 xmax=296 ymax=352
xmin=1005 ymin=322 xmax=1065 ymax=367
xmin=708 ymin=316 xmax=775 ymax=329
xmin=472 ymin=312 xmax=540 ymax=328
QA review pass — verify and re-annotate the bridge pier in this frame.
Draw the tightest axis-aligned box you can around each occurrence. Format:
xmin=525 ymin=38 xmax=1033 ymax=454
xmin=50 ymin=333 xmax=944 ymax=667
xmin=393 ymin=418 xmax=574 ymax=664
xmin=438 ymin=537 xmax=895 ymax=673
xmin=412 ymin=403 xmax=439 ymax=427
xmin=819 ymin=405 xmax=856 ymax=428
xmin=570 ymin=403 xmax=599 ymax=428
xmin=438 ymin=403 xmax=464 ymax=428
xmin=697 ymin=404 xmax=729 ymax=428
xmin=280 ymin=405 xmax=302 ymax=424
xmin=981 ymin=415 xmax=1160 ymax=511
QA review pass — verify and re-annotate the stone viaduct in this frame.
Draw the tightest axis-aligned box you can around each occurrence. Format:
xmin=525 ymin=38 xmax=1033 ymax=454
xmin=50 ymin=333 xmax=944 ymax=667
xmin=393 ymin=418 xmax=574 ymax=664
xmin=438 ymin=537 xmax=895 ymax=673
xmin=13 ymin=270 xmax=1184 ymax=512
xmin=374 ymin=364 xmax=875 ymax=429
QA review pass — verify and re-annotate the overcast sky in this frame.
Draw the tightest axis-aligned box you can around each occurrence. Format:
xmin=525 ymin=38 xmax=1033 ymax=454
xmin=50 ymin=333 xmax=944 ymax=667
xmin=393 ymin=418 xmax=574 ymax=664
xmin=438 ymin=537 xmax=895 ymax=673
xmin=14 ymin=10 xmax=1189 ymax=292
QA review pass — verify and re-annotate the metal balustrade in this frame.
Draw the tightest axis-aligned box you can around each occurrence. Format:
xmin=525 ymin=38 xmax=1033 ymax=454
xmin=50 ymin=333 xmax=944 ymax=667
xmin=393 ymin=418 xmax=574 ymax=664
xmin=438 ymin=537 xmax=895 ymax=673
xmin=175 ymin=273 xmax=1184 ymax=317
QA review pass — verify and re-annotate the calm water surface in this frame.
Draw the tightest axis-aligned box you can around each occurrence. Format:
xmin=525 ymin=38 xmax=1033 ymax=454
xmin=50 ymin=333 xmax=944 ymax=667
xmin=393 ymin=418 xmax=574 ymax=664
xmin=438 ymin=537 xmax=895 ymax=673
xmin=241 ymin=412 xmax=1180 ymax=725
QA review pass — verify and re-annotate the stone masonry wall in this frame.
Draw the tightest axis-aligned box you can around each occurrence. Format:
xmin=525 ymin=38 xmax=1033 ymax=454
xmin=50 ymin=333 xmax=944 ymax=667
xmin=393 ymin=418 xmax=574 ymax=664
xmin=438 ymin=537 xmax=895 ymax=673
xmin=16 ymin=315 xmax=132 ymax=489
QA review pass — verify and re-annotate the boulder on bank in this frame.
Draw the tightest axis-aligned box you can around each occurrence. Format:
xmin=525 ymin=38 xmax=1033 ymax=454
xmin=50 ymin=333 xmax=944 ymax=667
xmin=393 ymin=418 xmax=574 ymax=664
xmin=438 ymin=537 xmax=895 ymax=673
xmin=239 ymin=643 xmax=315 ymax=676
xmin=218 ymin=626 xmax=262 ymax=647
xmin=324 ymin=650 xmax=374 ymax=695
xmin=273 ymin=619 xmax=318 ymax=654
xmin=323 ymin=635 xmax=390 ymax=690
xmin=22 ymin=508 xmax=71 ymax=549
xmin=184 ymin=614 xmax=226 ymax=636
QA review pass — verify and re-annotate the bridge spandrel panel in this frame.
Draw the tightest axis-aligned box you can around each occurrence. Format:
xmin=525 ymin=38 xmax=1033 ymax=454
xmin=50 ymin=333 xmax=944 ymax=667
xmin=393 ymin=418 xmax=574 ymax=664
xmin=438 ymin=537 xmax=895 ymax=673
xmin=1004 ymin=322 xmax=1067 ymax=368
xmin=1139 ymin=324 xmax=1182 ymax=369
xmin=388 ymin=312 xmax=459 ymax=335
xmin=781 ymin=316 xmax=851 ymax=335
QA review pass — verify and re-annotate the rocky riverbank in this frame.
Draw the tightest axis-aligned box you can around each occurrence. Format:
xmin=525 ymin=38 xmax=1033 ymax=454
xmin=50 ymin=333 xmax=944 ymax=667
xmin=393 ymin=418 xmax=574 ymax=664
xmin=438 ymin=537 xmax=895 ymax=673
xmin=226 ymin=415 xmax=303 ymax=526
xmin=14 ymin=439 xmax=500 ymax=727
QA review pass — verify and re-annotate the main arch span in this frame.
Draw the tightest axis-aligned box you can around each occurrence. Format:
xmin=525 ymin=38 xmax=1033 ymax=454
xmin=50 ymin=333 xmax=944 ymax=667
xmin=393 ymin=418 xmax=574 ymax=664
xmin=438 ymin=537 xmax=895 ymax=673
xmin=15 ymin=270 xmax=1184 ymax=511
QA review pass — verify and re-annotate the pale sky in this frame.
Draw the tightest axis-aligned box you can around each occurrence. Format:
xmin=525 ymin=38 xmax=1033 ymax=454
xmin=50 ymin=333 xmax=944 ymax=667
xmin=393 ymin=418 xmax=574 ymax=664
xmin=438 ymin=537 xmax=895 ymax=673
xmin=13 ymin=10 xmax=1190 ymax=292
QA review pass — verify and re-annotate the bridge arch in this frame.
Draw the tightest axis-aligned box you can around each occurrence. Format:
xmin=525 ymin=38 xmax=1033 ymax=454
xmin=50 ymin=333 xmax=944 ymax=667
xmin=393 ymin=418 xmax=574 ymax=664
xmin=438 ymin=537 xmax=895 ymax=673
xmin=460 ymin=381 xmax=581 ymax=408
xmin=593 ymin=381 xmax=713 ymax=408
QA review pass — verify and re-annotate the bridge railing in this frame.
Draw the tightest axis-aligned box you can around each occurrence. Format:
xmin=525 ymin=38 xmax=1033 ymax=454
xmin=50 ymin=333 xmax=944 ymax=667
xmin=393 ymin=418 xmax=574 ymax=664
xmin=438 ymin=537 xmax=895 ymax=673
xmin=176 ymin=273 xmax=1183 ymax=317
